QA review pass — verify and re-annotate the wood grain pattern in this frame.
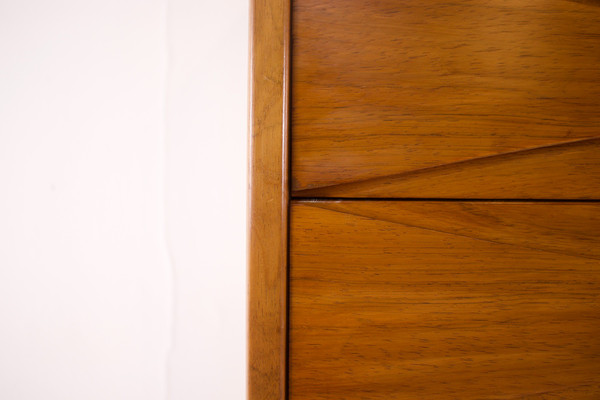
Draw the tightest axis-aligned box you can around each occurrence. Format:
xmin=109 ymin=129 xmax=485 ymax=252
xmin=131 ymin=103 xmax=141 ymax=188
xmin=291 ymin=0 xmax=600 ymax=198
xmin=247 ymin=0 xmax=289 ymax=398
xmin=295 ymin=137 xmax=600 ymax=198
xmin=289 ymin=201 xmax=600 ymax=399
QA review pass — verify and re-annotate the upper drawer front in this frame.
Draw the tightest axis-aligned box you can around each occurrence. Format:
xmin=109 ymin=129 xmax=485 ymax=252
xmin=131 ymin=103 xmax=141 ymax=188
xmin=291 ymin=0 xmax=600 ymax=198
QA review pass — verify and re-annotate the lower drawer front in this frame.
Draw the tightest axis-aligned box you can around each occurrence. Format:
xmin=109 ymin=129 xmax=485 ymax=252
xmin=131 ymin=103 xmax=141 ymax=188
xmin=289 ymin=201 xmax=600 ymax=400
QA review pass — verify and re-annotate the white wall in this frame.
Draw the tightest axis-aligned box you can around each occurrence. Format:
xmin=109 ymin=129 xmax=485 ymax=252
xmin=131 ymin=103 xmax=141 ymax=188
xmin=0 ymin=0 xmax=248 ymax=399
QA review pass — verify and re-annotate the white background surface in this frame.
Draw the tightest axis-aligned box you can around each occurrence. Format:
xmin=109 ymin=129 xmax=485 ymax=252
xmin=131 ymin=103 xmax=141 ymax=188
xmin=0 ymin=0 xmax=248 ymax=399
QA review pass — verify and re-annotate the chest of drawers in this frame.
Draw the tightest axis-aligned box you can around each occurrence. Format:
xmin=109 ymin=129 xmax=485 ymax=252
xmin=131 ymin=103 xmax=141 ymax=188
xmin=249 ymin=1 xmax=600 ymax=399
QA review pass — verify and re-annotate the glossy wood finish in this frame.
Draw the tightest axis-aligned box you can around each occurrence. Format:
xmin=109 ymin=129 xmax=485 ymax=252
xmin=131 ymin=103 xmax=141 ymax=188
xmin=291 ymin=0 xmax=600 ymax=198
xmin=247 ymin=0 xmax=289 ymax=398
xmin=296 ymin=137 xmax=600 ymax=199
xmin=290 ymin=201 xmax=600 ymax=399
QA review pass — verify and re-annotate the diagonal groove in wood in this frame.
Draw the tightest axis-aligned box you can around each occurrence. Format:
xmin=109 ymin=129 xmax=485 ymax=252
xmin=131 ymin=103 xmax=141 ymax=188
xmin=293 ymin=136 xmax=600 ymax=197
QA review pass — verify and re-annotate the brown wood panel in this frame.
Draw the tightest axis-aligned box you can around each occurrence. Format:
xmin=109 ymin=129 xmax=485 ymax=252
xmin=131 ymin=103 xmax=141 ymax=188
xmin=247 ymin=0 xmax=290 ymax=398
xmin=289 ymin=201 xmax=600 ymax=399
xmin=291 ymin=0 xmax=600 ymax=198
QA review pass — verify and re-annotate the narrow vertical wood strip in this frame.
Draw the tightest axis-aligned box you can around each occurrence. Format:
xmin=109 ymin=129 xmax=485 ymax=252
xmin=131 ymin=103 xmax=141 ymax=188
xmin=248 ymin=0 xmax=290 ymax=399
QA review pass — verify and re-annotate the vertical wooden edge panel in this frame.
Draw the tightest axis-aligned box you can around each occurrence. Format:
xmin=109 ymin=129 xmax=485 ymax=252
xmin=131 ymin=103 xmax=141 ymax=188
xmin=247 ymin=0 xmax=290 ymax=399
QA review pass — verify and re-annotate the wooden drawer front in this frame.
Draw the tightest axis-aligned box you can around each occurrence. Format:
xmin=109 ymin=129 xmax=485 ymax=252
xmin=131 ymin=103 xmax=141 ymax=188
xmin=291 ymin=0 xmax=600 ymax=198
xmin=289 ymin=201 xmax=600 ymax=399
